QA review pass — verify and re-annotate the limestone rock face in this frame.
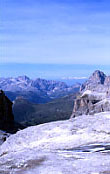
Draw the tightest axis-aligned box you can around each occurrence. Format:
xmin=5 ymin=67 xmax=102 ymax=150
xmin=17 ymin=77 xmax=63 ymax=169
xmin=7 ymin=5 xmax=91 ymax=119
xmin=0 ymin=90 xmax=14 ymax=131
xmin=71 ymin=70 xmax=110 ymax=117
xmin=80 ymin=70 xmax=106 ymax=92
xmin=89 ymin=70 xmax=106 ymax=84
xmin=104 ymin=76 xmax=110 ymax=86
xmin=71 ymin=91 xmax=101 ymax=117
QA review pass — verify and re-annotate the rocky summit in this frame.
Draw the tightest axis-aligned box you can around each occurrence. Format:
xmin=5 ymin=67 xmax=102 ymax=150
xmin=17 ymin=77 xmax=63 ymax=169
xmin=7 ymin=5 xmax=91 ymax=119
xmin=80 ymin=70 xmax=109 ymax=92
xmin=71 ymin=70 xmax=110 ymax=117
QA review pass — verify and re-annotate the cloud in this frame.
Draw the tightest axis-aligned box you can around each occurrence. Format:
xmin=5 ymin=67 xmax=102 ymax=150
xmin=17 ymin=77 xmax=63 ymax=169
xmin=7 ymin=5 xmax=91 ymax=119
xmin=62 ymin=76 xmax=87 ymax=80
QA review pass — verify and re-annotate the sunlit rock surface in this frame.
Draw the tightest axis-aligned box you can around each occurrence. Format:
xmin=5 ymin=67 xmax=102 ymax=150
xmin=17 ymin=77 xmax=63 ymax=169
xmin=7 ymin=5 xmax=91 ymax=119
xmin=71 ymin=70 xmax=110 ymax=118
xmin=71 ymin=89 xmax=110 ymax=117
xmin=80 ymin=70 xmax=107 ymax=92
xmin=1 ymin=112 xmax=110 ymax=173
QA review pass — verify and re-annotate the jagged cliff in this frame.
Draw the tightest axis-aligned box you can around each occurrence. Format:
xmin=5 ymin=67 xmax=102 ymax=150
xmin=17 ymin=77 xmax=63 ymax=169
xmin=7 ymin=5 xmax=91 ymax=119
xmin=80 ymin=70 xmax=110 ymax=92
xmin=71 ymin=70 xmax=110 ymax=118
xmin=0 ymin=90 xmax=14 ymax=131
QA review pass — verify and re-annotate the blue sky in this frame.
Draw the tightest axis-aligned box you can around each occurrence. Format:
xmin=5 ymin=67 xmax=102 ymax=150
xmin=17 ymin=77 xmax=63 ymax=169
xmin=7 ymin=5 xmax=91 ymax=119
xmin=1 ymin=0 xmax=110 ymax=78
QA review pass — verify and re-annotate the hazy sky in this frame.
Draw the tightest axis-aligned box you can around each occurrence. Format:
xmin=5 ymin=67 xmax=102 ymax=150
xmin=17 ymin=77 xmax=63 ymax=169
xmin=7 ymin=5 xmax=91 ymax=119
xmin=1 ymin=0 xmax=110 ymax=65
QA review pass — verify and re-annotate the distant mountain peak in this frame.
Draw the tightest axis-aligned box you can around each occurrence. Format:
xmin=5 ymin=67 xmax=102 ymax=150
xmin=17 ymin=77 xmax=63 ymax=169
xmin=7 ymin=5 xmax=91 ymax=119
xmin=17 ymin=75 xmax=30 ymax=81
xmin=80 ymin=70 xmax=107 ymax=92
xmin=89 ymin=70 xmax=106 ymax=84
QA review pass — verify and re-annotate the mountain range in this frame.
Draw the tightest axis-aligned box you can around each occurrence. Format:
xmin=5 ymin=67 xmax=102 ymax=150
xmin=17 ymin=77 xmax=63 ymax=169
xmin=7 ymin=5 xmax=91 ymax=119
xmin=2 ymin=70 xmax=110 ymax=128
xmin=0 ymin=76 xmax=80 ymax=103
xmin=7 ymin=70 xmax=110 ymax=127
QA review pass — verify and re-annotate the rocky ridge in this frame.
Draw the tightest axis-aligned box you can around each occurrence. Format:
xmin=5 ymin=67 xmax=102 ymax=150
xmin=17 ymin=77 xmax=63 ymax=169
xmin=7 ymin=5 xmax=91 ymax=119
xmin=0 ymin=76 xmax=80 ymax=103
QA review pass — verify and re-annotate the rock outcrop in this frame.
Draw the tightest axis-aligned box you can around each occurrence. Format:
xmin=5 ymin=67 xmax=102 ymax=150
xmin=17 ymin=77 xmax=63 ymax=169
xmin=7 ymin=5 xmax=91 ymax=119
xmin=71 ymin=90 xmax=110 ymax=117
xmin=0 ymin=90 xmax=14 ymax=131
xmin=71 ymin=70 xmax=110 ymax=118
xmin=0 ymin=130 xmax=10 ymax=145
xmin=104 ymin=76 xmax=110 ymax=86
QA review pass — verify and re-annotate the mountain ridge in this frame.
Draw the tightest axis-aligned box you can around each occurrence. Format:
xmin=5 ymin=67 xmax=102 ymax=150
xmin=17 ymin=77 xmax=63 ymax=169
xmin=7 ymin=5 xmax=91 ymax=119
xmin=0 ymin=76 xmax=80 ymax=103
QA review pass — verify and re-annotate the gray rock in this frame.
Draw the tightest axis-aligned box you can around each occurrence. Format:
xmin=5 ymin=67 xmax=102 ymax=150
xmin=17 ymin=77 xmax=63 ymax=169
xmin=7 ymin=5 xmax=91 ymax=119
xmin=71 ymin=92 xmax=101 ymax=117
xmin=1 ymin=113 xmax=110 ymax=173
xmin=104 ymin=76 xmax=110 ymax=86
xmin=71 ymin=70 xmax=110 ymax=118
xmin=80 ymin=70 xmax=106 ymax=92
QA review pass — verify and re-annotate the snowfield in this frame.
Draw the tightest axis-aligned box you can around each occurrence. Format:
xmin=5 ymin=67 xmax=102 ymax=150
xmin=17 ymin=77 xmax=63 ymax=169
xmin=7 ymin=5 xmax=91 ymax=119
xmin=1 ymin=112 xmax=110 ymax=173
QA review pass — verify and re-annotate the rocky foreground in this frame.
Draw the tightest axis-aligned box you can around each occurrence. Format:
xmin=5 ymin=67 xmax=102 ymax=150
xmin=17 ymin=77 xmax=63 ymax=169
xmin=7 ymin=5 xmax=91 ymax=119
xmin=1 ymin=112 xmax=110 ymax=173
